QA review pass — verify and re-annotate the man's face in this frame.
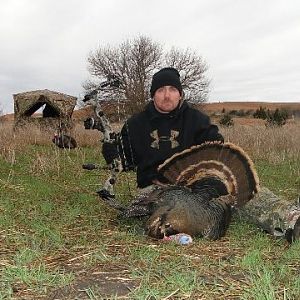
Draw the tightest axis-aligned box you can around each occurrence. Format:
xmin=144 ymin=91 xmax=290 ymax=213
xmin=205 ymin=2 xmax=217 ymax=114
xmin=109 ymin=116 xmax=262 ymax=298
xmin=153 ymin=86 xmax=181 ymax=113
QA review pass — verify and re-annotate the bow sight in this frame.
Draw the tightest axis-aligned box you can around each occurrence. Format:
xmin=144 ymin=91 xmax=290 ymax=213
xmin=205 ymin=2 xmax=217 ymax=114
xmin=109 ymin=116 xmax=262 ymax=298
xmin=82 ymin=74 xmax=120 ymax=132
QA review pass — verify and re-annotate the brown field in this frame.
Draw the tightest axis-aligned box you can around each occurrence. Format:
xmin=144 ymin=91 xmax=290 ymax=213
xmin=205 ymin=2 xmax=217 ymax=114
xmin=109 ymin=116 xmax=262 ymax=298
xmin=1 ymin=116 xmax=299 ymax=164
xmin=201 ymin=101 xmax=300 ymax=114
xmin=1 ymin=100 xmax=299 ymax=188
xmin=2 ymin=101 xmax=300 ymax=124
xmin=1 ymin=101 xmax=300 ymax=158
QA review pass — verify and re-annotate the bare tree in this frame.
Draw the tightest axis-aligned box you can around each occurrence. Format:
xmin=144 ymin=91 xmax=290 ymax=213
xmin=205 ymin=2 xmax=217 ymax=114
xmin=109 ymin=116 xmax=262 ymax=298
xmin=165 ymin=47 xmax=209 ymax=103
xmin=85 ymin=35 xmax=209 ymax=115
xmin=85 ymin=36 xmax=161 ymax=114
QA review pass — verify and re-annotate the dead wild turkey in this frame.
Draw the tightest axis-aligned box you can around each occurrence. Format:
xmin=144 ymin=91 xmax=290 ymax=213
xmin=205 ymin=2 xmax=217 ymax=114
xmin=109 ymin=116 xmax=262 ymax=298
xmin=104 ymin=142 xmax=259 ymax=240
xmin=52 ymin=133 xmax=77 ymax=149
xmin=143 ymin=186 xmax=233 ymax=239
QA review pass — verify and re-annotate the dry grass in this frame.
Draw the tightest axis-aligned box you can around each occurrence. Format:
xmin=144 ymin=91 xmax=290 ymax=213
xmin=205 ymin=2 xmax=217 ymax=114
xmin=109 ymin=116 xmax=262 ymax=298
xmin=220 ymin=121 xmax=300 ymax=162
xmin=0 ymin=123 xmax=54 ymax=165
xmin=1 ymin=120 xmax=299 ymax=163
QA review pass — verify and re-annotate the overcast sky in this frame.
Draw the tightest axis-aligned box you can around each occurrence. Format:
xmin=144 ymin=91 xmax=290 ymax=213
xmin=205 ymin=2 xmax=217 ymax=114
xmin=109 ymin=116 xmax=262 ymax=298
xmin=1 ymin=0 xmax=299 ymax=114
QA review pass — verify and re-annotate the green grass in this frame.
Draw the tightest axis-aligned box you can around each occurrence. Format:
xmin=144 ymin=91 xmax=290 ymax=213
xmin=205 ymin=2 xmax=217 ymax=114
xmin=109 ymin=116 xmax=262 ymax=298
xmin=0 ymin=145 xmax=299 ymax=299
xmin=256 ymin=159 xmax=300 ymax=200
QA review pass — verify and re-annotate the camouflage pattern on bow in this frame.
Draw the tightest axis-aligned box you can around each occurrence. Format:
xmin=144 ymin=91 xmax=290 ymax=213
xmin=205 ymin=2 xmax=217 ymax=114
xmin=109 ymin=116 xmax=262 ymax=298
xmin=82 ymin=76 xmax=123 ymax=202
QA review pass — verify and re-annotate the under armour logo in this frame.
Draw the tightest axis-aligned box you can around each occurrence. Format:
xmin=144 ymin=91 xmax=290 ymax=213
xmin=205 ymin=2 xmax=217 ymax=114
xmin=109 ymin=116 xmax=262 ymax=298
xmin=150 ymin=130 xmax=179 ymax=149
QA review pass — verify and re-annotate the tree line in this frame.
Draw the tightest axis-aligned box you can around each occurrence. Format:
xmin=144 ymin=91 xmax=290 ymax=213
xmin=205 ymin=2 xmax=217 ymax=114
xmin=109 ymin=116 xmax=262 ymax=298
xmin=219 ymin=106 xmax=289 ymax=127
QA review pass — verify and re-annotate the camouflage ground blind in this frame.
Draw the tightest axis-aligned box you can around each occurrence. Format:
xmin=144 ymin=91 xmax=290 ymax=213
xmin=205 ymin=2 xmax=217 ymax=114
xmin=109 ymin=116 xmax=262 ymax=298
xmin=13 ymin=89 xmax=76 ymax=130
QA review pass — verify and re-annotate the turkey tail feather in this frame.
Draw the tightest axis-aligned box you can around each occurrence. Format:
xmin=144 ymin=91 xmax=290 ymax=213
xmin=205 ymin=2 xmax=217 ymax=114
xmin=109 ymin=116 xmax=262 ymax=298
xmin=158 ymin=142 xmax=259 ymax=207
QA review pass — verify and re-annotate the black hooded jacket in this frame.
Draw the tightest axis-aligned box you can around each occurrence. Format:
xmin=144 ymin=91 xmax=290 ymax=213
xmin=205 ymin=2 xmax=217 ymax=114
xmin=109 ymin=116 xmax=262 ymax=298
xmin=118 ymin=101 xmax=224 ymax=188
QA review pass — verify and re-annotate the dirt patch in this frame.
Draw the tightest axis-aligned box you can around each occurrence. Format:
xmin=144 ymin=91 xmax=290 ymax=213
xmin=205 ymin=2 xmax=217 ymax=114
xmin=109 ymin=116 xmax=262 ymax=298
xmin=48 ymin=264 xmax=137 ymax=299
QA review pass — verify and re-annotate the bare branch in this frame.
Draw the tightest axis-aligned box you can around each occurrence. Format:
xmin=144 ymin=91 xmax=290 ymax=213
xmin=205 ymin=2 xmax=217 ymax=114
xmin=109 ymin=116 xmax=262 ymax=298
xmin=165 ymin=47 xmax=209 ymax=103
xmin=85 ymin=35 xmax=210 ymax=114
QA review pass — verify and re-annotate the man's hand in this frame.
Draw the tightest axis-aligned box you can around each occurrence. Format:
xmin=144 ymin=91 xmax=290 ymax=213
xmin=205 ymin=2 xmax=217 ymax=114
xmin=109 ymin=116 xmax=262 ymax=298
xmin=102 ymin=142 xmax=119 ymax=164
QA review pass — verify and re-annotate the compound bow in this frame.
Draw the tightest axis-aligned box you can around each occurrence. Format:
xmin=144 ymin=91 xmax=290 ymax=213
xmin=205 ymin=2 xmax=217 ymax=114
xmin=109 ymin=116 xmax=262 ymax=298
xmin=82 ymin=75 xmax=125 ymax=207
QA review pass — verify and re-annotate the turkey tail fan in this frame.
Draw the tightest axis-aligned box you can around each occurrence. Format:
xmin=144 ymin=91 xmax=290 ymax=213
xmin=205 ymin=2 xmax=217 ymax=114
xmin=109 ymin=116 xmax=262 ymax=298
xmin=158 ymin=142 xmax=259 ymax=207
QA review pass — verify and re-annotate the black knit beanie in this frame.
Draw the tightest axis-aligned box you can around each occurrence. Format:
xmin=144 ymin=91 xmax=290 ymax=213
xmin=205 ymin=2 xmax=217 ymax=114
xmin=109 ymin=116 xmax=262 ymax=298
xmin=150 ymin=67 xmax=183 ymax=98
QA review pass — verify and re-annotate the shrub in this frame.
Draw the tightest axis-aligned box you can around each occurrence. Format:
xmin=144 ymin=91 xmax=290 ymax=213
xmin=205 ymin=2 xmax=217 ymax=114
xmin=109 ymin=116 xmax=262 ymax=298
xmin=219 ymin=113 xmax=234 ymax=127
xmin=253 ymin=106 xmax=268 ymax=119
xmin=266 ymin=108 xmax=288 ymax=127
